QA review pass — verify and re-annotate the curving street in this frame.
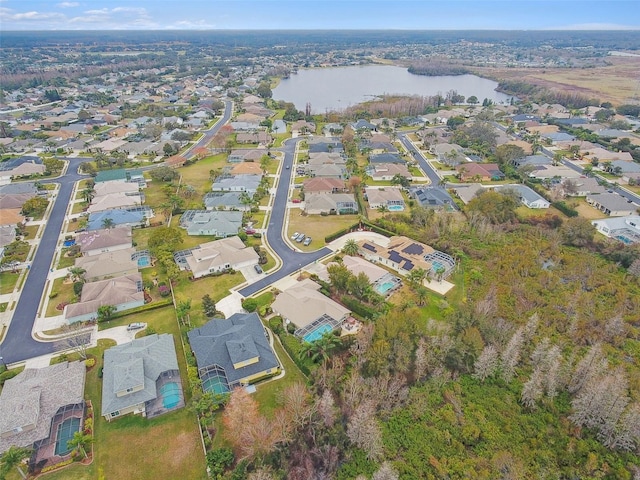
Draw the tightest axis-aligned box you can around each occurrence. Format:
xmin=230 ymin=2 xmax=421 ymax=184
xmin=1 ymin=102 xmax=235 ymax=364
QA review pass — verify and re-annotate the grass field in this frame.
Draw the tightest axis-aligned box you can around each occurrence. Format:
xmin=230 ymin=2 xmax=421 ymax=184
xmin=0 ymin=272 xmax=20 ymax=294
xmin=178 ymin=153 xmax=227 ymax=195
xmin=287 ymin=213 xmax=360 ymax=248
xmin=40 ymin=305 xmax=207 ymax=480
xmin=45 ymin=277 xmax=74 ymax=317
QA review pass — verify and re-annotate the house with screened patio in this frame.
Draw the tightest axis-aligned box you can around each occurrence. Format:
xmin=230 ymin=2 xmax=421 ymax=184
xmin=187 ymin=312 xmax=280 ymax=396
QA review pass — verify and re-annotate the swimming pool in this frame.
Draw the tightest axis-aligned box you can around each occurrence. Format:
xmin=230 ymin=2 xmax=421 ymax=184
xmin=616 ymin=235 xmax=632 ymax=245
xmin=375 ymin=281 xmax=396 ymax=295
xmin=431 ymin=260 xmax=443 ymax=271
xmin=303 ymin=323 xmax=334 ymax=343
xmin=160 ymin=382 xmax=181 ymax=409
xmin=137 ymin=256 xmax=151 ymax=267
xmin=202 ymin=376 xmax=229 ymax=396
xmin=63 ymin=239 xmax=76 ymax=247
xmin=55 ymin=417 xmax=81 ymax=456
xmin=388 ymin=205 xmax=404 ymax=211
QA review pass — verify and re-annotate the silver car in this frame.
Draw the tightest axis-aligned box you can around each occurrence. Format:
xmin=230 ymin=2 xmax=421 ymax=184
xmin=296 ymin=233 xmax=305 ymax=242
xmin=303 ymin=236 xmax=312 ymax=246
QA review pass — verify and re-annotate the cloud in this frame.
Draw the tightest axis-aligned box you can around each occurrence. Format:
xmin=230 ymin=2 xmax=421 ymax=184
xmin=167 ymin=20 xmax=218 ymax=29
xmin=57 ymin=2 xmax=79 ymax=7
xmin=0 ymin=9 xmax=65 ymax=21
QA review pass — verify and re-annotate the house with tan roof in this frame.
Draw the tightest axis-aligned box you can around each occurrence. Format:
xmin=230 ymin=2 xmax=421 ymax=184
xmin=74 ymin=248 xmax=137 ymax=282
xmin=230 ymin=162 xmax=263 ymax=176
xmin=457 ymin=163 xmax=504 ymax=182
xmin=357 ymin=236 xmax=455 ymax=279
xmin=64 ymin=273 xmax=145 ymax=323
xmin=304 ymin=193 xmax=357 ymax=216
xmin=228 ymin=149 xmax=265 ymax=163
xmin=93 ymin=181 xmax=140 ymax=197
xmin=303 ymin=177 xmax=346 ymax=195
xmin=87 ymin=192 xmax=143 ymax=214
xmin=367 ymin=162 xmax=411 ymax=181
xmin=77 ymin=226 xmax=132 ymax=256
xmin=271 ymin=279 xmax=351 ymax=339
xmin=0 ymin=362 xmax=86 ymax=466
xmin=184 ymin=236 xmax=259 ymax=279
xmin=364 ymin=187 xmax=405 ymax=210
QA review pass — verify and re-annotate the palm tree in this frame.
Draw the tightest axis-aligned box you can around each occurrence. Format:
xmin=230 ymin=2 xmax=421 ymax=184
xmin=0 ymin=446 xmax=32 ymax=479
xmin=67 ymin=430 xmax=93 ymax=460
xmin=407 ymin=267 xmax=427 ymax=288
xmin=342 ymin=239 xmax=359 ymax=256
xmin=68 ymin=267 xmax=86 ymax=283
xmin=101 ymin=217 xmax=115 ymax=229
xmin=299 ymin=331 xmax=342 ymax=364
xmin=415 ymin=286 xmax=429 ymax=306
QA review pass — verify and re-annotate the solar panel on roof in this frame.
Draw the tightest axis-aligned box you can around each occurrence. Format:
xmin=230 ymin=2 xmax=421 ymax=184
xmin=403 ymin=260 xmax=415 ymax=270
xmin=388 ymin=251 xmax=405 ymax=263
xmin=402 ymin=243 xmax=424 ymax=255
xmin=363 ymin=243 xmax=377 ymax=252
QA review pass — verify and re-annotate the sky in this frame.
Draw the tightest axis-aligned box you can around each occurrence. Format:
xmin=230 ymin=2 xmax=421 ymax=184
xmin=1 ymin=0 xmax=639 ymax=31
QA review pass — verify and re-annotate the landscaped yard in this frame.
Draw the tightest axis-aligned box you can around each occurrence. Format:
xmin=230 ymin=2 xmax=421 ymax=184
xmin=287 ymin=213 xmax=360 ymax=248
xmin=0 ymin=272 xmax=20 ymax=294
xmin=566 ymin=198 xmax=609 ymax=220
xmin=40 ymin=306 xmax=207 ymax=480
xmin=45 ymin=277 xmax=75 ymax=317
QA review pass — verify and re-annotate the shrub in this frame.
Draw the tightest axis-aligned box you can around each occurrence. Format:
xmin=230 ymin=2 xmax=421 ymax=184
xmin=158 ymin=285 xmax=171 ymax=297
xmin=552 ymin=201 xmax=579 ymax=217
xmin=268 ymin=316 xmax=283 ymax=334
xmin=49 ymin=291 xmax=58 ymax=299
xmin=279 ymin=333 xmax=311 ymax=376
xmin=85 ymin=358 xmax=96 ymax=369
xmin=0 ymin=369 xmax=20 ymax=386
xmin=241 ymin=298 xmax=259 ymax=312
xmin=73 ymin=281 xmax=84 ymax=296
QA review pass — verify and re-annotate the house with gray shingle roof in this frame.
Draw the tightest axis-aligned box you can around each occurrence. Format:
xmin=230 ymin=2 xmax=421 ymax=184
xmin=0 ymin=362 xmax=86 ymax=460
xmin=211 ymin=174 xmax=262 ymax=194
xmin=102 ymin=334 xmax=184 ymax=421
xmin=203 ymin=192 xmax=250 ymax=211
xmin=187 ymin=312 xmax=280 ymax=394
xmin=179 ymin=210 xmax=243 ymax=237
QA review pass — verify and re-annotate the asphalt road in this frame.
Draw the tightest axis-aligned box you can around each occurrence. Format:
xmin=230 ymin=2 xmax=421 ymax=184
xmin=239 ymin=137 xmax=332 ymax=297
xmin=397 ymin=133 xmax=442 ymax=185
xmin=1 ymin=159 xmax=85 ymax=364
xmin=1 ymin=102 xmax=236 ymax=364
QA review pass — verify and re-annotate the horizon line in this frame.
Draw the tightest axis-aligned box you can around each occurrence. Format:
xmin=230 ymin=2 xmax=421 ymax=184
xmin=4 ymin=28 xmax=640 ymax=32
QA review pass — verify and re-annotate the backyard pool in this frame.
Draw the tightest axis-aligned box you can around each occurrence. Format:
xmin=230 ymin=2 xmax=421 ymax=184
xmin=202 ymin=376 xmax=229 ymax=396
xmin=303 ymin=323 xmax=334 ymax=343
xmin=160 ymin=382 xmax=181 ymax=409
xmin=63 ymin=239 xmax=76 ymax=247
xmin=388 ymin=205 xmax=404 ymax=211
xmin=137 ymin=256 xmax=151 ymax=267
xmin=375 ymin=280 xmax=396 ymax=295
xmin=54 ymin=417 xmax=80 ymax=456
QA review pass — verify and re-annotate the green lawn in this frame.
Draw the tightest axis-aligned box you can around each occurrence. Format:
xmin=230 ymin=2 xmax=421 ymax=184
xmin=57 ymin=248 xmax=77 ymax=270
xmin=42 ymin=306 xmax=207 ymax=480
xmin=288 ymin=214 xmax=360 ymax=248
xmin=0 ymin=272 xmax=20 ymax=294
xmin=45 ymin=277 xmax=75 ymax=317
xmin=178 ymin=153 xmax=227 ymax=195
xmin=23 ymin=225 xmax=40 ymax=239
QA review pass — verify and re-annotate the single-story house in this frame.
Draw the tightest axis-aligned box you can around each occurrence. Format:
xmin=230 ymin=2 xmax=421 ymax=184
xmin=457 ymin=163 xmax=504 ymax=181
xmin=228 ymin=149 xmax=265 ymax=163
xmin=0 ymin=362 xmax=86 ymax=468
xmin=409 ymin=186 xmax=456 ymax=209
xmin=95 ymin=169 xmax=128 ymax=183
xmin=87 ymin=209 xmax=149 ymax=231
xmin=102 ymin=334 xmax=184 ymax=421
xmin=303 ymin=177 xmax=346 ymax=195
xmin=367 ymin=163 xmax=411 ymax=181
xmin=0 ymin=224 xmax=17 ymax=248
xmin=304 ymin=193 xmax=358 ymax=215
xmin=497 ymin=184 xmax=550 ymax=209
xmin=364 ymin=187 xmax=405 ymax=210
xmin=592 ymin=215 xmax=640 ymax=244
xmin=338 ymin=255 xmax=388 ymax=284
xmin=308 ymin=152 xmax=346 ymax=166
xmin=351 ymin=119 xmax=377 ymax=131
xmin=357 ymin=235 xmax=455 ymax=279
xmin=211 ymin=174 xmax=262 ymax=194
xmin=512 ymin=155 xmax=551 ymax=168
xmin=587 ymin=193 xmax=639 ymax=217
xmin=291 ymin=120 xmax=316 ymax=134
xmin=322 ymin=123 xmax=343 ymax=135
xmin=308 ymin=139 xmax=344 ymax=154
xmin=453 ymin=183 xmax=486 ymax=204
xmin=528 ymin=165 xmax=582 ymax=180
xmin=203 ymin=192 xmax=251 ymax=211
xmin=562 ymin=177 xmax=605 ymax=197
xmin=187 ymin=312 xmax=280 ymax=394
xmin=64 ymin=273 xmax=145 ymax=323
xmin=74 ymin=247 xmax=138 ymax=282
xmin=93 ymin=181 xmax=140 ymax=197
xmin=236 ymin=132 xmax=272 ymax=145
xmin=369 ymin=153 xmax=404 ymax=165
xmin=77 ymin=226 xmax=133 ymax=256
xmin=184 ymin=236 xmax=259 ymax=279
xmin=179 ymin=210 xmax=243 ymax=237
xmin=229 ymin=162 xmax=264 ymax=176
xmin=307 ymin=164 xmax=347 ymax=179
xmin=272 ymin=279 xmax=351 ymax=338
xmin=87 ymin=192 xmax=143 ymax=214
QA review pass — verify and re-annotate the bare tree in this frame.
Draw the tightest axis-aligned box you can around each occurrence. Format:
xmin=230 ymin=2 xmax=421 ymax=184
xmin=372 ymin=461 xmax=400 ymax=480
xmin=606 ymin=404 xmax=640 ymax=451
xmin=316 ymin=389 xmax=337 ymax=428
xmin=473 ymin=345 xmax=499 ymax=382
xmin=568 ymin=344 xmax=607 ymax=394
xmin=58 ymin=322 xmax=93 ymax=360
xmin=521 ymin=367 xmax=544 ymax=409
xmin=279 ymin=382 xmax=314 ymax=431
xmin=346 ymin=400 xmax=383 ymax=460
xmin=500 ymin=327 xmax=524 ymax=383
xmin=543 ymin=345 xmax=563 ymax=398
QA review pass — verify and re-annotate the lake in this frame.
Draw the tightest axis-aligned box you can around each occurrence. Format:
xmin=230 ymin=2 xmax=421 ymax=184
xmin=273 ymin=65 xmax=513 ymax=113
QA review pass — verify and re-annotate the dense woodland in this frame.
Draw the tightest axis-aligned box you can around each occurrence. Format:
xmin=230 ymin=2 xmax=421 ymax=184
xmin=212 ymin=203 xmax=640 ymax=480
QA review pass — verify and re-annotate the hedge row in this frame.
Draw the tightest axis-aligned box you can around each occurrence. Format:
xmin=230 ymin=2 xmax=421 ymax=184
xmin=552 ymin=201 xmax=579 ymax=217
xmin=278 ymin=333 xmax=311 ymax=376
xmin=324 ymin=222 xmax=361 ymax=243
xmin=340 ymin=296 xmax=378 ymax=319
xmin=324 ymin=220 xmax=397 ymax=244
xmin=102 ymin=298 xmax=173 ymax=322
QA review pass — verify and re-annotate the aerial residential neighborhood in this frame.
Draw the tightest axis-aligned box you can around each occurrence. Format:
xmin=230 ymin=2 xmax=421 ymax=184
xmin=0 ymin=17 xmax=640 ymax=480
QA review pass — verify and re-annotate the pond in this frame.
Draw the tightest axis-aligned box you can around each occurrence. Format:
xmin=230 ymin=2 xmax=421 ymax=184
xmin=273 ymin=65 xmax=513 ymax=113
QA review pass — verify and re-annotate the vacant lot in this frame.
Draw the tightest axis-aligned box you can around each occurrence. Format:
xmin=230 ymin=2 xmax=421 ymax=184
xmin=287 ymin=213 xmax=359 ymax=248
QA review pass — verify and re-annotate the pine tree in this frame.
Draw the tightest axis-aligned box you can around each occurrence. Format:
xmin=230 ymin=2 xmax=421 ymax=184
xmin=500 ymin=327 xmax=524 ymax=382
xmin=473 ymin=345 xmax=499 ymax=382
